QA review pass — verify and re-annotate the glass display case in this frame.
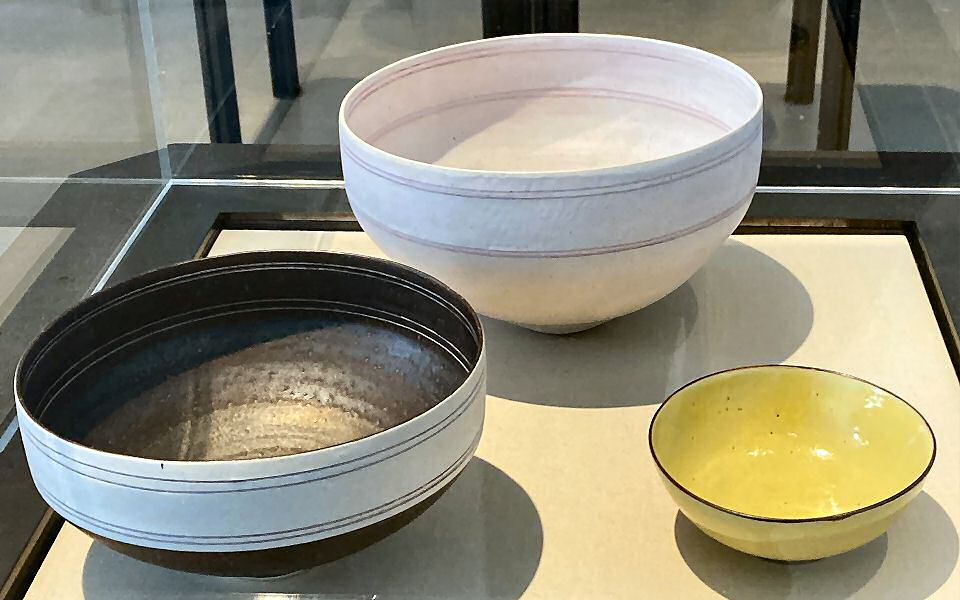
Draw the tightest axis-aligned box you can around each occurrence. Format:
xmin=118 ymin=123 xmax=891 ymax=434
xmin=1 ymin=1 xmax=958 ymax=598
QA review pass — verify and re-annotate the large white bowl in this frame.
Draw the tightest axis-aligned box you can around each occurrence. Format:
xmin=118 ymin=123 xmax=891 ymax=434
xmin=340 ymin=33 xmax=762 ymax=333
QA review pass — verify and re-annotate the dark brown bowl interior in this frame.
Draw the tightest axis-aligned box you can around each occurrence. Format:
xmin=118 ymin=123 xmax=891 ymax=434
xmin=20 ymin=251 xmax=482 ymax=460
xmin=49 ymin=309 xmax=468 ymax=461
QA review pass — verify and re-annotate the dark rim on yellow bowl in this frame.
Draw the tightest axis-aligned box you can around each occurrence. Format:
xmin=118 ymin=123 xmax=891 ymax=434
xmin=648 ymin=364 xmax=937 ymax=524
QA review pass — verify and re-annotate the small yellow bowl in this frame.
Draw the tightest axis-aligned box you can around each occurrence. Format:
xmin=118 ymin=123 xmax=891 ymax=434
xmin=650 ymin=365 xmax=936 ymax=561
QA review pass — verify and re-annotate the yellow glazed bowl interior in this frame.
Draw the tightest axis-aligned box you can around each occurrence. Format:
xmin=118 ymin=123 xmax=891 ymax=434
xmin=650 ymin=365 xmax=935 ymax=560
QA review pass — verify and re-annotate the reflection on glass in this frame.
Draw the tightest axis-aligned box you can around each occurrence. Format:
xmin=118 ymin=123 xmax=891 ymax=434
xmin=0 ymin=0 xmax=162 ymax=177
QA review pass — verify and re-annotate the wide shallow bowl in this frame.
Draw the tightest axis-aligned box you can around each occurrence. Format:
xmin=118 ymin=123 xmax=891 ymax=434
xmin=650 ymin=365 xmax=935 ymax=561
xmin=15 ymin=251 xmax=486 ymax=577
xmin=339 ymin=33 xmax=762 ymax=333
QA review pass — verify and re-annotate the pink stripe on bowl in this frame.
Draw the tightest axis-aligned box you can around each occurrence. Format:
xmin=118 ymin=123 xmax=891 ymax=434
xmin=351 ymin=189 xmax=752 ymax=259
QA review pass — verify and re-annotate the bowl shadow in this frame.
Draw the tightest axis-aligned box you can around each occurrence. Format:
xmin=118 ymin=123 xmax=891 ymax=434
xmin=854 ymin=491 xmax=959 ymax=599
xmin=674 ymin=491 xmax=957 ymax=599
xmin=486 ymin=240 xmax=814 ymax=408
xmin=81 ymin=458 xmax=542 ymax=599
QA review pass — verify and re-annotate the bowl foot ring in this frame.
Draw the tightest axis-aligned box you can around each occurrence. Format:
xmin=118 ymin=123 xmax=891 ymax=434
xmin=515 ymin=320 xmax=607 ymax=335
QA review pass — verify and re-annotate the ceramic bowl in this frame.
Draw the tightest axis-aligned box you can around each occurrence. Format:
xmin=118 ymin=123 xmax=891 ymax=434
xmin=339 ymin=33 xmax=762 ymax=333
xmin=649 ymin=365 xmax=936 ymax=561
xmin=15 ymin=251 xmax=486 ymax=576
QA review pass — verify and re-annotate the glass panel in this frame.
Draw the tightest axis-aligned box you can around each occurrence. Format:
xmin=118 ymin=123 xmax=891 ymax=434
xmin=0 ymin=0 xmax=164 ymax=177
xmin=855 ymin=0 xmax=960 ymax=152
xmin=580 ymin=0 xmax=959 ymax=153
xmin=147 ymin=0 xmax=483 ymax=172
xmin=139 ymin=0 xmax=958 ymax=178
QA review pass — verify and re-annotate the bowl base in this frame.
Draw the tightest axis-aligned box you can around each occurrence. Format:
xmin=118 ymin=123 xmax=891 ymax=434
xmin=761 ymin=557 xmax=822 ymax=565
xmin=517 ymin=320 xmax=607 ymax=335
xmin=82 ymin=478 xmax=456 ymax=577
xmin=236 ymin=567 xmax=311 ymax=581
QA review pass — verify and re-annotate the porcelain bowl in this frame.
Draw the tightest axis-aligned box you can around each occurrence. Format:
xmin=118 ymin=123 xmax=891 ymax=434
xmin=15 ymin=251 xmax=486 ymax=576
xmin=650 ymin=365 xmax=936 ymax=561
xmin=339 ymin=33 xmax=762 ymax=333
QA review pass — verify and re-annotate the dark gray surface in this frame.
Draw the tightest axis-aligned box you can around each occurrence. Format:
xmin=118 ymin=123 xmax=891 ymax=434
xmin=0 ymin=182 xmax=64 ymax=227
xmin=0 ymin=180 xmax=163 ymax=592
xmin=86 ymin=144 xmax=960 ymax=188
xmin=107 ymin=184 xmax=349 ymax=283
xmin=0 ymin=181 xmax=164 ymax=428
xmin=0 ymin=433 xmax=43 ymax=592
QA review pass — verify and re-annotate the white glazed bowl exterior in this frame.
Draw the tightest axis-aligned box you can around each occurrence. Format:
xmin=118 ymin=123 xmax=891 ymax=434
xmin=15 ymin=351 xmax=486 ymax=552
xmin=340 ymin=34 xmax=762 ymax=329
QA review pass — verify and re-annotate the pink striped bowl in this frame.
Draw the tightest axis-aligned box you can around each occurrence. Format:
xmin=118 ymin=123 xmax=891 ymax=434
xmin=339 ymin=34 xmax=762 ymax=333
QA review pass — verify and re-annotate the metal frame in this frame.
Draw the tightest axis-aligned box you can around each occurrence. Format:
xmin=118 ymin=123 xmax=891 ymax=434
xmin=148 ymin=143 xmax=958 ymax=188
xmin=193 ymin=0 xmax=300 ymax=143
xmin=263 ymin=0 xmax=301 ymax=100
xmin=817 ymin=0 xmax=862 ymax=150
xmin=785 ymin=0 xmax=823 ymax=105
xmin=481 ymin=0 xmax=579 ymax=38
xmin=193 ymin=0 xmax=241 ymax=144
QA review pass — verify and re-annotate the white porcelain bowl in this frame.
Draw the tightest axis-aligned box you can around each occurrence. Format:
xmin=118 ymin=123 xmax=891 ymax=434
xmin=340 ymin=33 xmax=762 ymax=333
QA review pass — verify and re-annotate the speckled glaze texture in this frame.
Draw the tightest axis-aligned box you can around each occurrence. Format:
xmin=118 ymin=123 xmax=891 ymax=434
xmin=339 ymin=33 xmax=762 ymax=332
xmin=14 ymin=252 xmax=487 ymax=558
xmin=650 ymin=365 xmax=936 ymax=561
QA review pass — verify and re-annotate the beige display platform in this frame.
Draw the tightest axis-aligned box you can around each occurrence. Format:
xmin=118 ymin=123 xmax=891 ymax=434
xmin=27 ymin=231 xmax=960 ymax=600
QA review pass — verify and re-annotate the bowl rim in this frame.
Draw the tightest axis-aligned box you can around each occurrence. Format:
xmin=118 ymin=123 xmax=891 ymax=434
xmin=14 ymin=250 xmax=486 ymax=470
xmin=338 ymin=33 xmax=763 ymax=179
xmin=648 ymin=364 xmax=937 ymax=523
